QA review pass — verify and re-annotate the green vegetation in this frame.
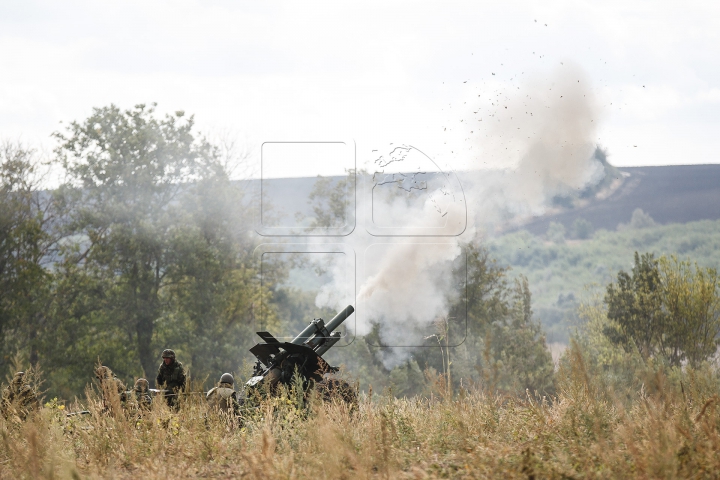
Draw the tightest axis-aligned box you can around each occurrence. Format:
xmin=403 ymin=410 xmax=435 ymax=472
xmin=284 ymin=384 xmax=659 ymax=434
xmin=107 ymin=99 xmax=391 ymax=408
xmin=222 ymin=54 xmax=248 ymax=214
xmin=488 ymin=218 xmax=720 ymax=342
xmin=0 ymin=142 xmax=55 ymax=372
xmin=4 ymin=104 xmax=720 ymax=477
xmin=1 ymin=105 xmax=278 ymax=398
xmin=604 ymin=253 xmax=720 ymax=367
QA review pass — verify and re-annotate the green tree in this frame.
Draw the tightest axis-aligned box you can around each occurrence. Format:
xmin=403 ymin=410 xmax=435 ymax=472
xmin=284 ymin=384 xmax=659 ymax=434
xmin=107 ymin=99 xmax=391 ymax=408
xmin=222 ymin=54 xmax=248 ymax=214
xmin=604 ymin=252 xmax=664 ymax=360
xmin=305 ymin=171 xmax=354 ymax=229
xmin=489 ymin=276 xmax=555 ymax=394
xmin=659 ymin=255 xmax=720 ymax=367
xmin=604 ymin=252 xmax=720 ymax=367
xmin=423 ymin=244 xmax=555 ymax=395
xmin=53 ymin=104 xmax=231 ymax=383
xmin=296 ymin=169 xmax=356 ymax=230
xmin=617 ymin=208 xmax=656 ymax=231
xmin=0 ymin=142 xmax=57 ymax=373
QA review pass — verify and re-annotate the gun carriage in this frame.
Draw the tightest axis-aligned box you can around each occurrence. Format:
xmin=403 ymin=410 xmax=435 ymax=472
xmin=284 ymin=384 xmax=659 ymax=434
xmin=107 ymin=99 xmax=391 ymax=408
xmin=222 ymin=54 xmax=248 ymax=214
xmin=243 ymin=305 xmax=356 ymax=404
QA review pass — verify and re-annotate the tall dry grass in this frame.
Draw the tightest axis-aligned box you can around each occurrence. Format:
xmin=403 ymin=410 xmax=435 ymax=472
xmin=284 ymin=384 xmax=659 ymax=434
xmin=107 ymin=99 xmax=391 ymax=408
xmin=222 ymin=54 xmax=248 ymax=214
xmin=1 ymin=354 xmax=720 ymax=479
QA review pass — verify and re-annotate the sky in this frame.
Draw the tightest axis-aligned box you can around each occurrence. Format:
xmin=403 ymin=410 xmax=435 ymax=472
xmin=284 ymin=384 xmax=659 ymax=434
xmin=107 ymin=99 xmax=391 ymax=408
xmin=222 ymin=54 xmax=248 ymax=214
xmin=1 ymin=0 xmax=719 ymax=178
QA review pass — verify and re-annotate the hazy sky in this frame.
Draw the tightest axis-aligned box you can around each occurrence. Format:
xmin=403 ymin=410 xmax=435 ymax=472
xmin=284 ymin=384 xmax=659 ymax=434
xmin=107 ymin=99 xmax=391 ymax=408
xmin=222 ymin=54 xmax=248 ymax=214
xmin=1 ymin=0 xmax=719 ymax=178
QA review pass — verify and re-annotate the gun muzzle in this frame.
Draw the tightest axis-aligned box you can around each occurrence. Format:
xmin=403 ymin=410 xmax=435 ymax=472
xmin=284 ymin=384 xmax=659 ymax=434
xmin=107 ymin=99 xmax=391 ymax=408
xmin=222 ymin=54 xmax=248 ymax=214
xmin=290 ymin=305 xmax=354 ymax=347
xmin=324 ymin=305 xmax=355 ymax=333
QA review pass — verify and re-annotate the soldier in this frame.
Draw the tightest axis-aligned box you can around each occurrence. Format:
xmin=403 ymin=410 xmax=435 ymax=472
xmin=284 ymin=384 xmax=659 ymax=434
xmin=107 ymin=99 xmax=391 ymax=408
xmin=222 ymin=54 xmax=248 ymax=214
xmin=131 ymin=378 xmax=152 ymax=411
xmin=1 ymin=371 xmax=39 ymax=421
xmin=206 ymin=373 xmax=240 ymax=416
xmin=95 ymin=365 xmax=127 ymax=412
xmin=156 ymin=349 xmax=186 ymax=407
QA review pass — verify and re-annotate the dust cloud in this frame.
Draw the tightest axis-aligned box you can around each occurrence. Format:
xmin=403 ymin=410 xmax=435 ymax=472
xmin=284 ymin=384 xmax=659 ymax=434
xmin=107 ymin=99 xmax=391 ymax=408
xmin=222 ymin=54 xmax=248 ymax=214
xmin=317 ymin=63 xmax=604 ymax=369
xmin=469 ymin=63 xmax=603 ymax=227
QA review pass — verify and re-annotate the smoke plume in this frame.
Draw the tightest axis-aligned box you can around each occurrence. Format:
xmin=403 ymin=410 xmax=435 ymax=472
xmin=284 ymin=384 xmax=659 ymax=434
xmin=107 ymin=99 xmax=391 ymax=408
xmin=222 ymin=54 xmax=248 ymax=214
xmin=469 ymin=63 xmax=603 ymax=227
xmin=317 ymin=63 xmax=604 ymax=369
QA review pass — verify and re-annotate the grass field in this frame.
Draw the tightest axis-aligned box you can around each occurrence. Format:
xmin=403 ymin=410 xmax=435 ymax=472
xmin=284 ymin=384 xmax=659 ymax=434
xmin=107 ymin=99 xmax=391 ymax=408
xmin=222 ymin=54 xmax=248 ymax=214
xmin=3 ymin=349 xmax=720 ymax=479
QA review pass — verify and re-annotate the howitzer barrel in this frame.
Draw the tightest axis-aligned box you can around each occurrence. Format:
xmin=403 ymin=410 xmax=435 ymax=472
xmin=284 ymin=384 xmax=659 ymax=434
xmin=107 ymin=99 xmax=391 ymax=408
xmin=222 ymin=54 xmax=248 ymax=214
xmin=291 ymin=318 xmax=325 ymax=346
xmin=315 ymin=331 xmax=342 ymax=356
xmin=324 ymin=305 xmax=355 ymax=333
xmin=290 ymin=305 xmax=354 ymax=346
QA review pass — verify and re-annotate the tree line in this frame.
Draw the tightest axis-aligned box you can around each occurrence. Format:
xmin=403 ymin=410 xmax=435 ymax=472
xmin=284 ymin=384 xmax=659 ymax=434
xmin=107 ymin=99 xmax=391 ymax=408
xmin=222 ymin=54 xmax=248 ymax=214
xmin=5 ymin=103 xmax=715 ymax=402
xmin=0 ymin=104 xmax=281 ymax=398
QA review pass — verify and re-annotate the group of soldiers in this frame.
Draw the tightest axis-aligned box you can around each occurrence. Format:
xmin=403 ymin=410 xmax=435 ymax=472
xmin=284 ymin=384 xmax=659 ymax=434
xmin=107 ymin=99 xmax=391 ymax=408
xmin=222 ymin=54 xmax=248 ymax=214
xmin=1 ymin=348 xmax=241 ymax=421
xmin=96 ymin=348 xmax=241 ymax=416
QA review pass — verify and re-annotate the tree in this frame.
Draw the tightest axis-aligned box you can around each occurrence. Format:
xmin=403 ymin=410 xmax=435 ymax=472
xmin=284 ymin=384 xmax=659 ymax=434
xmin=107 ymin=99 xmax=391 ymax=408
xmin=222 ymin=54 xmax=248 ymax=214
xmin=617 ymin=208 xmax=656 ymax=231
xmin=604 ymin=252 xmax=664 ymax=360
xmin=426 ymin=244 xmax=555 ymax=395
xmin=53 ymin=104 xmax=230 ymax=383
xmin=0 ymin=142 xmax=58 ymax=373
xmin=306 ymin=171 xmax=354 ymax=229
xmin=659 ymin=256 xmax=720 ymax=367
xmin=489 ymin=276 xmax=555 ymax=394
xmin=604 ymin=252 xmax=720 ymax=367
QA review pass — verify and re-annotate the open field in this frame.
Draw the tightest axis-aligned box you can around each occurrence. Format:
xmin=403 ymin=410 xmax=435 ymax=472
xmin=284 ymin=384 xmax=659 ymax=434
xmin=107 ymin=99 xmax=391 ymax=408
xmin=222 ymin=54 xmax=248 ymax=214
xmin=3 ymin=353 xmax=720 ymax=479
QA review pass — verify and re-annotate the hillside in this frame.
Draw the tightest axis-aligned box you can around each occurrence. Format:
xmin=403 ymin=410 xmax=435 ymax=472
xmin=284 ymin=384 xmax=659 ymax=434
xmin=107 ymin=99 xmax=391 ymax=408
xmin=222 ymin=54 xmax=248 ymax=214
xmin=260 ymin=164 xmax=720 ymax=234
xmin=488 ymin=219 xmax=720 ymax=344
xmin=518 ymin=164 xmax=720 ymax=235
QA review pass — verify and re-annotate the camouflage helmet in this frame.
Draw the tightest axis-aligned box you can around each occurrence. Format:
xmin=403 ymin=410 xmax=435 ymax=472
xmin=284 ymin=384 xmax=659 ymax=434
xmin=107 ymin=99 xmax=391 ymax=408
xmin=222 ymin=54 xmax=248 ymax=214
xmin=134 ymin=378 xmax=149 ymax=392
xmin=161 ymin=349 xmax=176 ymax=359
xmin=95 ymin=366 xmax=112 ymax=380
xmin=219 ymin=373 xmax=234 ymax=385
xmin=12 ymin=371 xmax=25 ymax=384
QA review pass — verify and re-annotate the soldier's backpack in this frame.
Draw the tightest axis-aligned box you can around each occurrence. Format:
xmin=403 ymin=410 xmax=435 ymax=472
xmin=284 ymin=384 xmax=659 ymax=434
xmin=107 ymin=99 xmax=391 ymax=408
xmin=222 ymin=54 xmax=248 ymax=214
xmin=206 ymin=386 xmax=237 ymax=413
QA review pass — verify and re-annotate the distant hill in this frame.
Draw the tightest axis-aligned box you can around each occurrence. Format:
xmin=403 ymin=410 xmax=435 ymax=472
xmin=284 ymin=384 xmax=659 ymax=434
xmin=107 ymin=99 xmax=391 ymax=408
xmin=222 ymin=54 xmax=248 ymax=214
xmin=518 ymin=164 xmax=720 ymax=235
xmin=257 ymin=163 xmax=720 ymax=234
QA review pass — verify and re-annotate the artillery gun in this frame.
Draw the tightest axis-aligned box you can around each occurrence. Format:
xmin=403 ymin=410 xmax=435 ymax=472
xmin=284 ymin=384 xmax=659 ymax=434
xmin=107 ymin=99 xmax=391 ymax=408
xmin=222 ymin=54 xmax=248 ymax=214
xmin=243 ymin=305 xmax=356 ymax=404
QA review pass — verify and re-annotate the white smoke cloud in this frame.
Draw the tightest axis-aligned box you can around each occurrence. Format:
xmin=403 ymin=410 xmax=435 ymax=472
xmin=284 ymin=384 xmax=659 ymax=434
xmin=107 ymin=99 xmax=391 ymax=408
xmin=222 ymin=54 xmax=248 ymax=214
xmin=358 ymin=241 xmax=461 ymax=339
xmin=316 ymin=63 xmax=604 ymax=369
xmin=468 ymin=63 xmax=604 ymax=227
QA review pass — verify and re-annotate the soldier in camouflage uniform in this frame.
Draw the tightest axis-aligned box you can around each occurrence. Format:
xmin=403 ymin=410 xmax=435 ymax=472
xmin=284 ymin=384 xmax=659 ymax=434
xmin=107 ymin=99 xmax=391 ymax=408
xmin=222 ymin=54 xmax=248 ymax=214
xmin=131 ymin=378 xmax=152 ymax=412
xmin=95 ymin=365 xmax=127 ymax=413
xmin=156 ymin=349 xmax=186 ymax=407
xmin=206 ymin=373 xmax=240 ymax=416
xmin=1 ymin=371 xmax=39 ymax=421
